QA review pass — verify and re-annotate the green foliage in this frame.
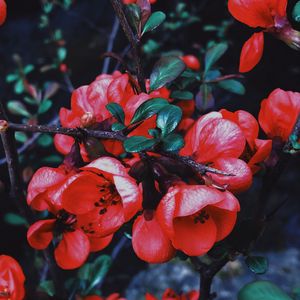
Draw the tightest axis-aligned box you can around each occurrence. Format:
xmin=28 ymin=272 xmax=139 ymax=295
xmin=161 ymin=133 xmax=184 ymax=152
xmin=39 ymin=281 xmax=55 ymax=297
xmin=156 ymin=105 xmax=182 ymax=136
xmin=7 ymin=101 xmax=31 ymax=117
xmin=38 ymin=99 xmax=53 ymax=114
xmin=106 ymin=103 xmax=125 ymax=124
xmin=124 ymin=136 xmax=157 ymax=153
xmin=37 ymin=134 xmax=53 ymax=147
xmin=150 ymin=56 xmax=186 ymax=91
xmin=4 ymin=213 xmax=28 ymax=226
xmin=204 ymin=43 xmax=228 ymax=73
xmin=171 ymin=90 xmax=193 ymax=100
xmin=292 ymin=1 xmax=300 ymax=23
xmin=15 ymin=132 xmax=28 ymax=143
xmin=245 ymin=256 xmax=268 ymax=275
xmin=130 ymin=98 xmax=169 ymax=124
xmin=238 ymin=281 xmax=292 ymax=300
xmin=218 ymin=79 xmax=246 ymax=95
xmin=142 ymin=11 xmax=166 ymax=35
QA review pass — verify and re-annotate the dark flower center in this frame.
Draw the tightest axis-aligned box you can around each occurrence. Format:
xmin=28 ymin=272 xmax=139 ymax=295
xmin=193 ymin=210 xmax=210 ymax=224
xmin=54 ymin=210 xmax=77 ymax=235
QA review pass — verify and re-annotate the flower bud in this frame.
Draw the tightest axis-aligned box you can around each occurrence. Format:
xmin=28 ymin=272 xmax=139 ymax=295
xmin=80 ymin=112 xmax=96 ymax=128
xmin=0 ymin=120 xmax=8 ymax=132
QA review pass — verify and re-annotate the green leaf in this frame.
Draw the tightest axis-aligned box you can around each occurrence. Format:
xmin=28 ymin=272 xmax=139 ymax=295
xmin=38 ymin=134 xmax=53 ymax=147
xmin=7 ymin=101 xmax=31 ymax=117
xmin=238 ymin=281 xmax=292 ymax=300
xmin=4 ymin=213 xmax=28 ymax=226
xmin=130 ymin=98 xmax=169 ymax=124
xmin=14 ymin=79 xmax=25 ymax=94
xmin=148 ymin=128 xmax=160 ymax=138
xmin=79 ymin=255 xmax=112 ymax=295
xmin=24 ymin=64 xmax=35 ymax=74
xmin=142 ymin=11 xmax=166 ymax=35
xmin=218 ymin=79 xmax=245 ymax=95
xmin=124 ymin=136 xmax=157 ymax=153
xmin=42 ymin=154 xmax=63 ymax=164
xmin=150 ymin=56 xmax=186 ymax=91
xmin=204 ymin=70 xmax=221 ymax=81
xmin=38 ymin=99 xmax=52 ymax=114
xmin=24 ymin=96 xmax=38 ymax=105
xmin=127 ymin=4 xmax=141 ymax=33
xmin=157 ymin=105 xmax=182 ymax=136
xmin=292 ymin=1 xmax=300 ymax=22
xmin=6 ymin=73 xmax=19 ymax=83
xmin=15 ymin=132 xmax=28 ymax=143
xmin=57 ymin=47 xmax=67 ymax=62
xmin=112 ymin=123 xmax=126 ymax=132
xmin=245 ymin=256 xmax=268 ymax=275
xmin=161 ymin=133 xmax=184 ymax=152
xmin=171 ymin=90 xmax=193 ymax=100
xmin=39 ymin=280 xmax=55 ymax=297
xmin=204 ymin=43 xmax=228 ymax=73
xmin=106 ymin=103 xmax=125 ymax=124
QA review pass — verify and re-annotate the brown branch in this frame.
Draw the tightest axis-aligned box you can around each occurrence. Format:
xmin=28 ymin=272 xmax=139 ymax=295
xmin=110 ymin=0 xmax=146 ymax=92
xmin=204 ymin=74 xmax=244 ymax=84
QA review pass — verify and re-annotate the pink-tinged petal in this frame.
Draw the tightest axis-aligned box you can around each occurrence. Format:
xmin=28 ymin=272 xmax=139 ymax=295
xmin=107 ymin=74 xmax=134 ymax=106
xmin=27 ymin=220 xmax=55 ymax=250
xmin=210 ymin=158 xmax=253 ymax=194
xmin=248 ymin=139 xmax=272 ymax=173
xmin=258 ymin=89 xmax=300 ymax=141
xmin=180 ymin=112 xmax=222 ymax=156
xmin=174 ymin=186 xmax=225 ymax=218
xmin=132 ymin=213 xmax=176 ymax=263
xmin=220 ymin=109 xmax=259 ymax=149
xmin=172 ymin=215 xmax=217 ymax=256
xmin=239 ymin=32 xmax=264 ymax=73
xmin=27 ymin=167 xmax=67 ymax=209
xmin=194 ymin=119 xmax=246 ymax=163
xmin=113 ymin=175 xmax=142 ymax=221
xmin=59 ymin=107 xmax=80 ymax=128
xmin=207 ymin=206 xmax=237 ymax=242
xmin=213 ymin=191 xmax=240 ymax=212
xmin=54 ymin=134 xmax=74 ymax=156
xmin=82 ymin=157 xmax=128 ymax=177
xmin=88 ymin=234 xmax=113 ymax=252
xmin=54 ymin=229 xmax=90 ymax=269
xmin=62 ymin=172 xmax=103 ymax=214
xmin=123 ymin=93 xmax=150 ymax=124
xmin=228 ymin=0 xmax=279 ymax=28
xmin=70 ymin=85 xmax=92 ymax=116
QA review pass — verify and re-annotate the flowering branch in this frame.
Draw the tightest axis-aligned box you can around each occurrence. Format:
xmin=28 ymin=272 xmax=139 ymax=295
xmin=109 ymin=0 xmax=146 ymax=92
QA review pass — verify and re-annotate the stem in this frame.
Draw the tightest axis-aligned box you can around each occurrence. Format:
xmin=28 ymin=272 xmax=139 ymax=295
xmin=110 ymin=0 xmax=146 ymax=92
xmin=204 ymin=74 xmax=244 ymax=84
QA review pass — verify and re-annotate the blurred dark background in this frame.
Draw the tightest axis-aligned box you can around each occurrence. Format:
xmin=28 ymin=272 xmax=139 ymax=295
xmin=0 ymin=0 xmax=299 ymax=299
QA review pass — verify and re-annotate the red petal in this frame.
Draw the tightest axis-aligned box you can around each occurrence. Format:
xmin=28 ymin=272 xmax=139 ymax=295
xmin=0 ymin=255 xmax=26 ymax=283
xmin=70 ymin=85 xmax=92 ymax=116
xmin=114 ymin=175 xmax=142 ymax=221
xmin=54 ymin=134 xmax=74 ymax=156
xmin=0 ymin=0 xmax=7 ymax=25
xmin=258 ymin=89 xmax=300 ymax=141
xmin=194 ymin=119 xmax=246 ymax=163
xmin=185 ymin=291 xmax=200 ymax=300
xmin=88 ymin=234 xmax=113 ymax=252
xmin=172 ymin=215 xmax=217 ymax=256
xmin=62 ymin=172 xmax=103 ymax=214
xmin=213 ymin=191 xmax=240 ymax=212
xmin=180 ymin=112 xmax=222 ymax=156
xmin=83 ymin=296 xmax=104 ymax=300
xmin=27 ymin=220 xmax=55 ymax=250
xmin=207 ymin=206 xmax=237 ymax=241
xmin=145 ymin=294 xmax=158 ymax=300
xmin=54 ymin=229 xmax=90 ymax=269
xmin=211 ymin=158 xmax=253 ymax=193
xmin=228 ymin=0 xmax=283 ymax=28
xmin=220 ymin=109 xmax=259 ymax=150
xmin=132 ymin=213 xmax=175 ymax=263
xmin=83 ymin=157 xmax=128 ymax=177
xmin=248 ymin=139 xmax=272 ymax=173
xmin=59 ymin=107 xmax=80 ymax=128
xmin=239 ymin=32 xmax=264 ymax=73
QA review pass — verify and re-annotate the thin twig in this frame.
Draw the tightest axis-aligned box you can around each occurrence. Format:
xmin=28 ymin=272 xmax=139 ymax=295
xmin=109 ymin=0 xmax=146 ymax=92
xmin=102 ymin=17 xmax=120 ymax=73
xmin=204 ymin=74 xmax=244 ymax=84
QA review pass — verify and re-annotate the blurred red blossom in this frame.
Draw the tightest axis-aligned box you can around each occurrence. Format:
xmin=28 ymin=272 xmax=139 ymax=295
xmin=0 ymin=0 xmax=6 ymax=26
xmin=0 ymin=255 xmax=25 ymax=300
xmin=146 ymin=288 xmax=199 ymax=300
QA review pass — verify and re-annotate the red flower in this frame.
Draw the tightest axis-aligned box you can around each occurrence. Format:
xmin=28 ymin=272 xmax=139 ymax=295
xmin=228 ymin=0 xmax=288 ymax=72
xmin=0 ymin=0 xmax=6 ymax=26
xmin=0 ymin=255 xmax=25 ymax=300
xmin=62 ymin=157 xmax=142 ymax=237
xmin=259 ymin=88 xmax=300 ymax=142
xmin=83 ymin=293 xmax=126 ymax=300
xmin=146 ymin=288 xmax=199 ymax=300
xmin=27 ymin=161 xmax=117 ymax=269
xmin=181 ymin=112 xmax=252 ymax=193
xmin=181 ymin=55 xmax=201 ymax=71
xmin=55 ymin=72 xmax=169 ymax=160
xmin=157 ymin=185 xmax=240 ymax=256
xmin=220 ymin=109 xmax=272 ymax=173
xmin=132 ymin=210 xmax=175 ymax=263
